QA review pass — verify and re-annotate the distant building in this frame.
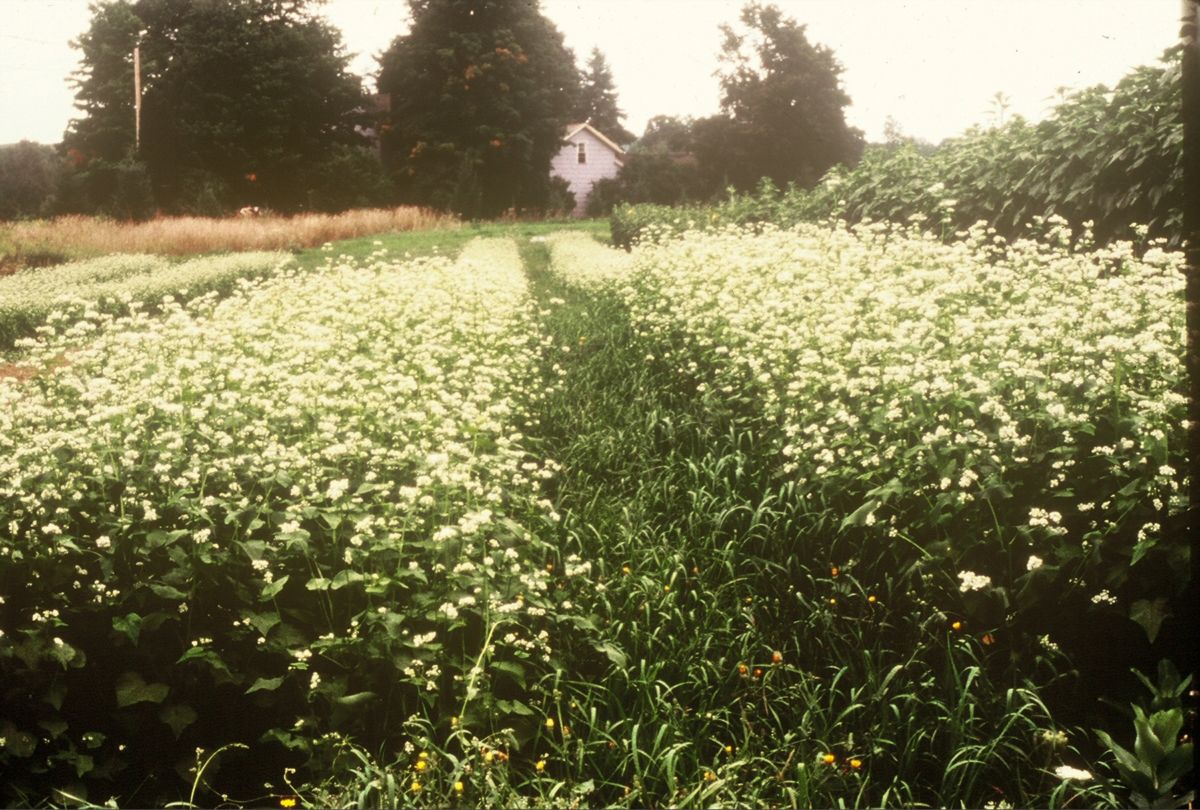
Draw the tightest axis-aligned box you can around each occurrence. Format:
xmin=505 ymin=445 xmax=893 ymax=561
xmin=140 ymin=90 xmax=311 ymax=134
xmin=358 ymin=94 xmax=391 ymax=155
xmin=550 ymin=122 xmax=625 ymax=217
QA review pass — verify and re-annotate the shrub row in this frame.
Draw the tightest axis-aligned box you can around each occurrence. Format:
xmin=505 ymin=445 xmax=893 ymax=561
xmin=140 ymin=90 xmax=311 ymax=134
xmin=611 ymin=50 xmax=1181 ymax=249
xmin=0 ymin=252 xmax=291 ymax=351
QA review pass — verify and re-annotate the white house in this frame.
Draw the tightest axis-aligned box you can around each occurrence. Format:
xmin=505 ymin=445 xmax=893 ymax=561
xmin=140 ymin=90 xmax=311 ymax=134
xmin=550 ymin=122 xmax=625 ymax=217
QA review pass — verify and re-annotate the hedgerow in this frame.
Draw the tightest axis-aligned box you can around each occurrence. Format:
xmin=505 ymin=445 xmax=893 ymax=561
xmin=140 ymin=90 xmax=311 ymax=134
xmin=611 ymin=49 xmax=1181 ymax=249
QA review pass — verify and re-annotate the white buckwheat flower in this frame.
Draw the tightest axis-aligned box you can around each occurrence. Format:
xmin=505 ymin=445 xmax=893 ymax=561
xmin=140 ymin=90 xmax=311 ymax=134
xmin=957 ymin=570 xmax=991 ymax=592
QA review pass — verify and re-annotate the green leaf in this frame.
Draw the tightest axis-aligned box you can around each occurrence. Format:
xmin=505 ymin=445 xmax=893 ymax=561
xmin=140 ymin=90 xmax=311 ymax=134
xmin=495 ymin=699 xmax=535 ymax=716
xmin=149 ymin=583 xmax=188 ymax=601
xmin=158 ymin=703 xmax=198 ymax=738
xmin=1129 ymin=598 xmax=1171 ymax=644
xmin=261 ymin=574 xmax=289 ymax=601
xmin=246 ymin=676 xmax=286 ymax=694
xmin=305 ymin=577 xmax=331 ymax=591
xmin=145 ymin=529 xmax=188 ymax=549
xmin=1157 ymin=742 xmax=1193 ymax=785
xmin=244 ymin=611 xmax=281 ymax=637
xmin=335 ymin=692 xmax=379 ymax=707
xmin=1146 ymin=709 xmax=1182 ymax=754
xmin=113 ymin=612 xmax=143 ymax=645
xmin=1131 ymin=535 xmax=1157 ymax=566
xmin=73 ymin=753 xmax=95 ymax=778
xmin=491 ymin=660 xmax=527 ymax=688
xmin=330 ymin=569 xmax=365 ymax=590
xmin=1097 ymin=729 xmax=1154 ymax=786
xmin=839 ymin=500 xmax=879 ymax=530
xmin=37 ymin=717 xmax=69 ymax=738
xmin=1133 ymin=705 xmax=1167 ymax=766
xmin=595 ymin=641 xmax=628 ymax=669
xmin=1 ymin=728 xmax=36 ymax=758
xmin=115 ymin=671 xmax=170 ymax=708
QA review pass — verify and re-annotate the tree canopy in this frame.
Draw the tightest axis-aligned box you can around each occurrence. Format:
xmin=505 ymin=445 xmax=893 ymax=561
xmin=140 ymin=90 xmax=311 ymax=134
xmin=573 ymin=47 xmax=635 ymax=144
xmin=378 ymin=0 xmax=580 ymax=218
xmin=63 ymin=0 xmax=372 ymax=215
xmin=705 ymin=2 xmax=863 ymax=191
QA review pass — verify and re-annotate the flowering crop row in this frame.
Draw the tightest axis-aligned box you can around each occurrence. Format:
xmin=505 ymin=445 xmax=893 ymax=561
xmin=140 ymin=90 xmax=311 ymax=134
xmin=0 ymin=238 xmax=570 ymax=802
xmin=549 ymin=223 xmax=1187 ymax=663
xmin=0 ymin=251 xmax=290 ymax=350
xmin=543 ymin=231 xmax=631 ymax=290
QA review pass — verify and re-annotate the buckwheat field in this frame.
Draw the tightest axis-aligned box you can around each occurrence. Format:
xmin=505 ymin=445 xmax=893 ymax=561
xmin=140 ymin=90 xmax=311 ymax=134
xmin=0 ymin=221 xmax=1191 ymax=808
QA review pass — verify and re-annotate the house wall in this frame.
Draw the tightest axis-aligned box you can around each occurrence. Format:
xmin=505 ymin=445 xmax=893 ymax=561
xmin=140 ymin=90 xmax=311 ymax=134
xmin=550 ymin=128 xmax=622 ymax=217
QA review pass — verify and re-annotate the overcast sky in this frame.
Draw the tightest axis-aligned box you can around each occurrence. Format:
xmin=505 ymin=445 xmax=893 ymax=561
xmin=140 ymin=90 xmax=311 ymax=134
xmin=0 ymin=0 xmax=1182 ymax=147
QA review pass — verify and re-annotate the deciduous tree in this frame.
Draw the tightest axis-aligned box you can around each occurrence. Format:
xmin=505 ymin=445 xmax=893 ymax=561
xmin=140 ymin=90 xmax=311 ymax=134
xmin=708 ymin=2 xmax=863 ymax=191
xmin=377 ymin=0 xmax=580 ymax=218
xmin=64 ymin=0 xmax=370 ymax=214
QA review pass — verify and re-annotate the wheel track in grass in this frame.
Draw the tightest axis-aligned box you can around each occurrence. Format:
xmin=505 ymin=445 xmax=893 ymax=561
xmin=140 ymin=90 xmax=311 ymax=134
xmin=519 ymin=233 xmax=873 ymax=807
xmin=515 ymin=230 xmax=1084 ymax=809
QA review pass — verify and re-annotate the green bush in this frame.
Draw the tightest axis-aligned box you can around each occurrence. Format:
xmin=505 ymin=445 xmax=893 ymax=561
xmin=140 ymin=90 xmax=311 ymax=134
xmin=57 ymin=157 xmax=157 ymax=221
xmin=612 ymin=49 xmax=1182 ymax=249
xmin=0 ymin=142 xmax=63 ymax=221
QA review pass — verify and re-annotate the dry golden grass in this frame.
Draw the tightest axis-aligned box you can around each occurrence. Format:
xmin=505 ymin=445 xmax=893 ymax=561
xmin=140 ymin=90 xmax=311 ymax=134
xmin=1 ymin=206 xmax=459 ymax=260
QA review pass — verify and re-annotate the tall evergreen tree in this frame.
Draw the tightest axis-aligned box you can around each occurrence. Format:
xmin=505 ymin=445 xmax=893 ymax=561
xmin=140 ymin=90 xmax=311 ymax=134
xmin=573 ymin=47 xmax=635 ymax=144
xmin=63 ymin=0 xmax=370 ymax=213
xmin=378 ymin=0 xmax=580 ymax=218
xmin=705 ymin=2 xmax=863 ymax=191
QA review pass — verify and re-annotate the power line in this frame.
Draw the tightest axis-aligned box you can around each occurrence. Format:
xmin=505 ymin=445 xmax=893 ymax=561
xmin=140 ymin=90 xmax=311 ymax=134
xmin=0 ymin=33 xmax=61 ymax=44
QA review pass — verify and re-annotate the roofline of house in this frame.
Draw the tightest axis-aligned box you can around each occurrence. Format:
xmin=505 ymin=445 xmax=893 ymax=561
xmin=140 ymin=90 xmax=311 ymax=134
xmin=563 ymin=121 xmax=626 ymax=156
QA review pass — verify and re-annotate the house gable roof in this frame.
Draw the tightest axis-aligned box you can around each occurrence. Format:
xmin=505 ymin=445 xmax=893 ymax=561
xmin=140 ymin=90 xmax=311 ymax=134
xmin=562 ymin=121 xmax=626 ymax=156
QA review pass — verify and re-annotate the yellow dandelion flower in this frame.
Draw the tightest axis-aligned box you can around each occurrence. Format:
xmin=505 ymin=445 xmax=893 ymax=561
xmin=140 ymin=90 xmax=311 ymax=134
xmin=771 ymin=650 xmax=783 ymax=664
xmin=544 ymin=717 xmax=555 ymax=730
xmin=622 ymin=564 xmax=632 ymax=575
xmin=867 ymin=594 xmax=877 ymax=604
xmin=414 ymin=759 xmax=427 ymax=772
xmin=850 ymin=758 xmax=863 ymax=770
xmin=724 ymin=744 xmax=734 ymax=755
xmin=410 ymin=779 xmax=422 ymax=792
xmin=821 ymin=753 xmax=836 ymax=765
xmin=703 ymin=770 xmax=716 ymax=782
xmin=454 ymin=781 xmax=465 ymax=794
xmin=279 ymin=799 xmax=298 ymax=809
xmin=535 ymin=759 xmax=547 ymax=772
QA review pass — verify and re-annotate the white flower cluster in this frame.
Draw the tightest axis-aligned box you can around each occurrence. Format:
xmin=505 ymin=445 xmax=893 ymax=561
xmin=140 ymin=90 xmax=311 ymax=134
xmin=0 ymin=251 xmax=289 ymax=350
xmin=546 ymin=223 xmax=1185 ymax=602
xmin=544 ymin=231 xmax=633 ymax=290
xmin=0 ymin=237 xmax=568 ymax=707
xmin=957 ymin=570 xmax=992 ymax=592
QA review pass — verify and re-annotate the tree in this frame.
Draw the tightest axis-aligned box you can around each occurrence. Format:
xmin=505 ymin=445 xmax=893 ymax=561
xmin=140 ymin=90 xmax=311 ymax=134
xmin=63 ymin=0 xmax=371 ymax=214
xmin=636 ymin=115 xmax=697 ymax=154
xmin=573 ymin=47 xmax=635 ymax=144
xmin=709 ymin=3 xmax=863 ymax=191
xmin=0 ymin=142 xmax=63 ymax=220
xmin=378 ymin=0 xmax=580 ymax=218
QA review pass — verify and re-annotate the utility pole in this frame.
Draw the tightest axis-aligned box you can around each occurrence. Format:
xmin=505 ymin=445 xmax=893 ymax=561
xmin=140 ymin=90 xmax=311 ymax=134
xmin=133 ymin=37 xmax=142 ymax=152
xmin=1181 ymin=0 xmax=1200 ymax=705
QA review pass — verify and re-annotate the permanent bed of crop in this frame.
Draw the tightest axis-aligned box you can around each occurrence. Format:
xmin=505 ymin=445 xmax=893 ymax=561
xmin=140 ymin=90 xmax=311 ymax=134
xmin=0 ymin=220 xmax=1191 ymax=808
